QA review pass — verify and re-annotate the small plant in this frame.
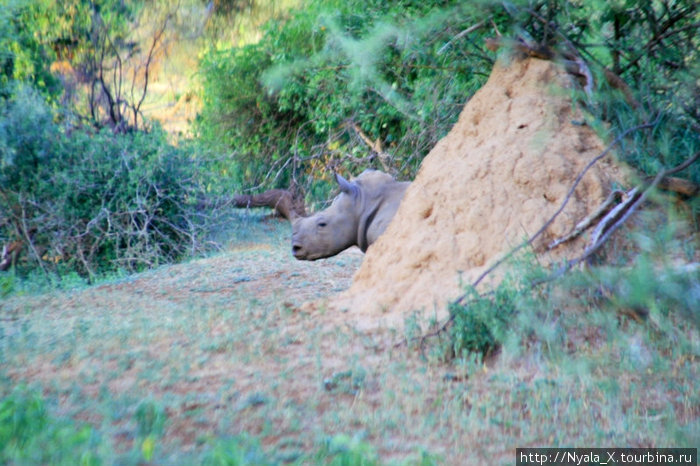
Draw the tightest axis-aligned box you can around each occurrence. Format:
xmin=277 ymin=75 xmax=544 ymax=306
xmin=318 ymin=433 xmax=380 ymax=466
xmin=0 ymin=271 xmax=15 ymax=297
xmin=0 ymin=387 xmax=103 ymax=465
xmin=135 ymin=400 xmax=167 ymax=438
xmin=201 ymin=434 xmax=271 ymax=466
xmin=448 ymin=284 xmax=519 ymax=358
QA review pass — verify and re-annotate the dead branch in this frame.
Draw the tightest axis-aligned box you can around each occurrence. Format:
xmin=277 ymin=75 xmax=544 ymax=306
xmin=575 ymin=150 xmax=700 ymax=265
xmin=655 ymin=176 xmax=699 ymax=197
xmin=588 ymin=187 xmax=640 ymax=248
xmin=349 ymin=122 xmax=393 ymax=173
xmin=0 ymin=240 xmax=23 ymax=271
xmin=602 ymin=68 xmax=641 ymax=109
xmin=548 ymin=168 xmax=698 ymax=251
xmin=437 ymin=18 xmax=489 ymax=55
xmin=131 ymin=15 xmax=169 ymax=131
xmin=232 ymin=189 xmax=306 ymax=221
xmin=547 ymin=190 xmax=626 ymax=250
xmin=18 ymin=203 xmax=48 ymax=277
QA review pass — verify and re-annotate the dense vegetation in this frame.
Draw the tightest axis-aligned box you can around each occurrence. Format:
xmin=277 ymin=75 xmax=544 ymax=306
xmin=197 ymin=0 xmax=699 ymax=196
xmin=0 ymin=0 xmax=219 ymax=280
xmin=1 ymin=88 xmax=210 ymax=279
xmin=197 ymin=0 xmax=498 ymax=194
xmin=2 ymin=0 xmax=697 ymax=278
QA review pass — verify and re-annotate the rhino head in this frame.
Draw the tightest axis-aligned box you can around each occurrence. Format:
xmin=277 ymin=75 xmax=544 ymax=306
xmin=291 ymin=173 xmax=361 ymax=261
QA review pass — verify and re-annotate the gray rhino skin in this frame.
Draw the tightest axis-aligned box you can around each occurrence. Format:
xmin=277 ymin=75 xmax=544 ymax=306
xmin=291 ymin=170 xmax=410 ymax=261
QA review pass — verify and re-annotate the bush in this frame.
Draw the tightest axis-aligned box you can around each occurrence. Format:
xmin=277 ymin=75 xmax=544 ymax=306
xmin=197 ymin=0 xmax=495 ymax=198
xmin=198 ymin=0 xmax=699 ymax=204
xmin=448 ymin=287 xmax=518 ymax=358
xmin=0 ymin=387 xmax=103 ymax=465
xmin=0 ymin=85 xmax=213 ymax=279
xmin=447 ymin=225 xmax=700 ymax=361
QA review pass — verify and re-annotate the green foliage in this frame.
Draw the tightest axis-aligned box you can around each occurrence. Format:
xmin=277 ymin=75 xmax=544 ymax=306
xmin=134 ymin=401 xmax=167 ymax=462
xmin=448 ymin=286 xmax=518 ymax=358
xmin=0 ymin=0 xmax=59 ymax=99
xmin=0 ymin=0 xmax=140 ymax=102
xmin=311 ymin=434 xmax=379 ymax=466
xmin=0 ymin=270 xmax=14 ymax=297
xmin=0 ymin=387 xmax=103 ymax=465
xmin=198 ymin=0 xmax=698 ymax=202
xmin=201 ymin=434 xmax=271 ymax=466
xmin=0 ymin=84 xmax=214 ymax=279
xmin=197 ymin=0 xmax=496 ymax=195
xmin=516 ymin=0 xmax=700 ymax=183
xmin=134 ymin=400 xmax=167 ymax=438
xmin=447 ymin=215 xmax=700 ymax=361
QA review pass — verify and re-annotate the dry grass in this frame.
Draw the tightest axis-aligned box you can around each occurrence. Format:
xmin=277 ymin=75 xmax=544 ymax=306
xmin=1 ymin=213 xmax=698 ymax=464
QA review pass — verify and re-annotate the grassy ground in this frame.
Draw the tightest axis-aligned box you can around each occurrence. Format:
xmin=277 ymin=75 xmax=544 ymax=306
xmin=1 ymin=211 xmax=698 ymax=464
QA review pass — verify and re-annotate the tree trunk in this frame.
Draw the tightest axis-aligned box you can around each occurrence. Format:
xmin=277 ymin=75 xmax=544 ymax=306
xmin=233 ymin=189 xmax=307 ymax=221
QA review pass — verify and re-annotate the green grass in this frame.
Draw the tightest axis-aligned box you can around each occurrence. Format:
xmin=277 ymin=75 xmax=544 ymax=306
xmin=1 ymin=211 xmax=698 ymax=465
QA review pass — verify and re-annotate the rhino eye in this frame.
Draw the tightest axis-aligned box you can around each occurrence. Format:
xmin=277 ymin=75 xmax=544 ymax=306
xmin=318 ymin=221 xmax=327 ymax=228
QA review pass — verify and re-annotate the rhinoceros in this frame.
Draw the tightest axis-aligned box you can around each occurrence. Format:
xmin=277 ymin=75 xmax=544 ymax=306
xmin=291 ymin=170 xmax=409 ymax=261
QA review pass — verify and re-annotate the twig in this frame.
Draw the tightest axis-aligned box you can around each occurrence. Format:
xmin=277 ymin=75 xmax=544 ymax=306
xmin=573 ymin=150 xmax=700 ymax=266
xmin=619 ymin=21 xmax=700 ymax=75
xmin=602 ymin=68 xmax=641 ymax=109
xmin=587 ymin=187 xmax=639 ymax=248
xmin=547 ymin=189 xmax=625 ymax=250
xmin=437 ymin=19 xmax=489 ymax=55
xmin=132 ymin=15 xmax=169 ymax=130
xmin=656 ymin=176 xmax=699 ymax=197
xmin=18 ymin=200 xmax=48 ymax=277
xmin=348 ymin=122 xmax=392 ymax=173
xmin=574 ymin=56 xmax=594 ymax=98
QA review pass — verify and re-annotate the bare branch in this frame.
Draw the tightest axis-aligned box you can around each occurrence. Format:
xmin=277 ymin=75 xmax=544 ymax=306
xmin=574 ymin=150 xmax=700 ymax=266
xmin=437 ymin=18 xmax=489 ymax=55
xmin=133 ymin=15 xmax=170 ymax=130
xmin=547 ymin=189 xmax=625 ymax=250
xmin=348 ymin=122 xmax=393 ymax=173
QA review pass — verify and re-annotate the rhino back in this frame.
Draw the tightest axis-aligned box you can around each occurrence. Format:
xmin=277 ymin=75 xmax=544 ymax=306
xmin=360 ymin=180 xmax=410 ymax=250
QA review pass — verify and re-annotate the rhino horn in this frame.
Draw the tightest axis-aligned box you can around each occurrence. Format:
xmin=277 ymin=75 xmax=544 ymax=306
xmin=335 ymin=172 xmax=358 ymax=196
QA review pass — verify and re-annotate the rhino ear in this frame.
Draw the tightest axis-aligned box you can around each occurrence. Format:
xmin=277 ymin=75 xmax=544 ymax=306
xmin=335 ymin=172 xmax=358 ymax=196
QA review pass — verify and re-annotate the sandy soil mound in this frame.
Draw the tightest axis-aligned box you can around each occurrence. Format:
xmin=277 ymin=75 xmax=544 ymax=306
xmin=331 ymin=57 xmax=626 ymax=329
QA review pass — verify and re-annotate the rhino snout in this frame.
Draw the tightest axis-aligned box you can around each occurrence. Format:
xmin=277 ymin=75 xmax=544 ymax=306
xmin=292 ymin=243 xmax=303 ymax=257
xmin=291 ymin=235 xmax=308 ymax=259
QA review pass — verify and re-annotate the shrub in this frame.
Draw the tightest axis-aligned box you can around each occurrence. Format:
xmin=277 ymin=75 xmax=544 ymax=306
xmin=0 ymin=85 xmax=213 ymax=279
xmin=198 ymin=0 xmax=699 ymax=204
xmin=0 ymin=387 xmax=103 ymax=465
xmin=197 ymin=0 xmax=494 ymax=198
xmin=448 ymin=287 xmax=518 ymax=358
xmin=447 ymin=224 xmax=700 ymax=361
